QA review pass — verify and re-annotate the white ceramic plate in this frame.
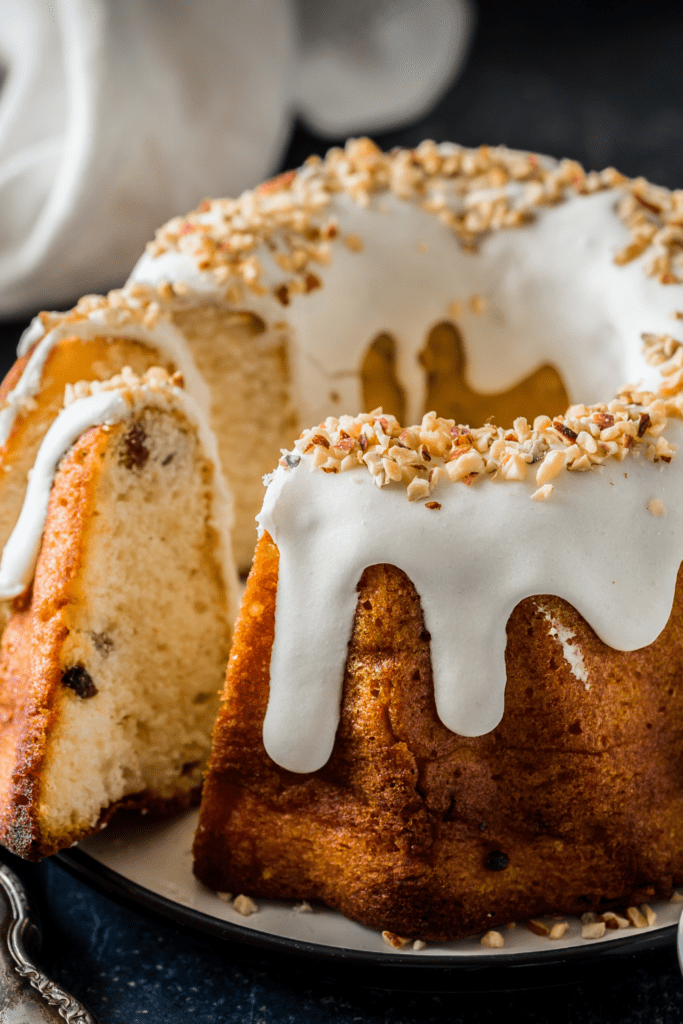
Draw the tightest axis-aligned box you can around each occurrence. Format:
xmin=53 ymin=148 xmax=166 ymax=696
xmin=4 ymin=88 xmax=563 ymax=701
xmin=57 ymin=807 xmax=681 ymax=975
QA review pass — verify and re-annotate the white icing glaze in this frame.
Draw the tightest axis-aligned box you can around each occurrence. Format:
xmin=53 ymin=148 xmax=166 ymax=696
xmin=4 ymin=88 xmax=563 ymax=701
xmin=0 ymin=386 xmax=237 ymax=619
xmin=0 ymin=391 xmax=129 ymax=598
xmin=258 ymin=430 xmax=683 ymax=773
xmin=16 ymin=315 xmax=47 ymax=357
xmin=0 ymin=313 xmax=212 ymax=449
xmin=130 ymin=186 xmax=680 ymax=426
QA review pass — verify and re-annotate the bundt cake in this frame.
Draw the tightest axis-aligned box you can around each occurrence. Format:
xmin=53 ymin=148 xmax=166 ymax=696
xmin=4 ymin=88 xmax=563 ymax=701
xmin=0 ymin=369 xmax=235 ymax=858
xmin=4 ymin=138 xmax=683 ymax=938
xmin=187 ymin=139 xmax=683 ymax=941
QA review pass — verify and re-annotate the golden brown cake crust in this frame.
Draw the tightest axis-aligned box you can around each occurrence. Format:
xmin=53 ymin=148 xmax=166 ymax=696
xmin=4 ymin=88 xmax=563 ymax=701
xmin=195 ymin=532 xmax=683 ymax=941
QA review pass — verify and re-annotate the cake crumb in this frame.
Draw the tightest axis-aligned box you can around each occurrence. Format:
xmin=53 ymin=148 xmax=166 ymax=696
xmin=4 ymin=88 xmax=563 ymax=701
xmin=481 ymin=930 xmax=504 ymax=948
xmin=670 ymin=891 xmax=683 ymax=903
xmin=217 ymin=892 xmax=233 ymax=902
xmin=412 ymin=940 xmax=426 ymax=950
xmin=294 ymin=901 xmax=313 ymax=913
xmin=648 ymin=498 xmax=667 ymax=516
xmin=233 ymin=894 xmax=258 ymax=917
xmin=448 ymin=301 xmax=462 ymax=319
xmin=470 ymin=294 xmax=486 ymax=314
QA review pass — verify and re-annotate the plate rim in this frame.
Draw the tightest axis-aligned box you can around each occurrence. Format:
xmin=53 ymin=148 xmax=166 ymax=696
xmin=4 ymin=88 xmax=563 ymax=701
xmin=55 ymin=845 xmax=678 ymax=976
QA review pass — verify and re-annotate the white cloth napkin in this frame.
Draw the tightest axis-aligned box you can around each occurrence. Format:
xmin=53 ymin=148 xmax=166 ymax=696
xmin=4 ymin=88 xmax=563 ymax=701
xmin=0 ymin=0 xmax=472 ymax=319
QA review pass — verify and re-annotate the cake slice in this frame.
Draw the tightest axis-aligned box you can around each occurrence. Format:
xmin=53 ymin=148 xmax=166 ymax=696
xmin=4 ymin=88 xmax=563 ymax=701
xmin=2 ymin=291 xmax=294 ymax=575
xmin=0 ymin=369 xmax=236 ymax=859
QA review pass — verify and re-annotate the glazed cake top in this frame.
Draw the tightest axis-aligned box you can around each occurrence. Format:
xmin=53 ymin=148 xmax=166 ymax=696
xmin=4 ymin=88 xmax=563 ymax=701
xmin=258 ymin=347 xmax=683 ymax=773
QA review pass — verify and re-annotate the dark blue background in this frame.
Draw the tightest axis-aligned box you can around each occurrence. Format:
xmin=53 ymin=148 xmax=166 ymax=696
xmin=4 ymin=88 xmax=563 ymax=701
xmin=3 ymin=1 xmax=683 ymax=1019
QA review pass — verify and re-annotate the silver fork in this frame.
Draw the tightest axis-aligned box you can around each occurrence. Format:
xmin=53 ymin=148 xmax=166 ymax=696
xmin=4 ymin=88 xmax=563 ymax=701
xmin=0 ymin=858 xmax=98 ymax=1023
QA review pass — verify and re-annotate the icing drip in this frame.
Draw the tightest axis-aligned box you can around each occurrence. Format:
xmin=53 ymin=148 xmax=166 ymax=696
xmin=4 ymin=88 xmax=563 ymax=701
xmin=258 ymin=433 xmax=683 ymax=773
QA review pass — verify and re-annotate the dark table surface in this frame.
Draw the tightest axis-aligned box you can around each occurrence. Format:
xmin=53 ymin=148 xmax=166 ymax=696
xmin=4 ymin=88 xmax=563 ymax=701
xmin=4 ymin=1 xmax=683 ymax=1020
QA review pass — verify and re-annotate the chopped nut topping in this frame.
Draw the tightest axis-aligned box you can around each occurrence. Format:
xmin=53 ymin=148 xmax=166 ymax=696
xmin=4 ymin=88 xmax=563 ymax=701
xmin=599 ymin=912 xmax=629 ymax=930
xmin=626 ymin=906 xmax=648 ymax=928
xmin=343 ymin=233 xmax=364 ymax=252
xmin=548 ymin=922 xmax=569 ymax=940
xmin=63 ymin=366 xmax=182 ymax=411
xmin=137 ymin=139 xmax=683 ymax=307
xmin=291 ymin=352 xmax=681 ymax=500
xmin=382 ymin=931 xmax=409 ymax=949
xmin=233 ymin=894 xmax=258 ymax=917
xmin=480 ymin=930 xmax=504 ymax=948
xmin=526 ymin=919 xmax=550 ymax=937
xmin=582 ymin=921 xmax=607 ymax=940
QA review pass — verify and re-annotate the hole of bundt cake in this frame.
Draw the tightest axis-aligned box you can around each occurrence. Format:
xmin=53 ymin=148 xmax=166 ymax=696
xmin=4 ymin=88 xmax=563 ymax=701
xmin=360 ymin=333 xmax=406 ymax=420
xmin=419 ymin=320 xmax=570 ymax=426
xmin=61 ymin=665 xmax=98 ymax=699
